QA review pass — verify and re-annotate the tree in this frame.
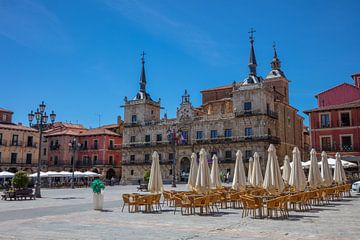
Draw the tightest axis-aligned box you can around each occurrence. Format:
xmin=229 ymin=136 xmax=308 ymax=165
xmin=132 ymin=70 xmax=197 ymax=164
xmin=12 ymin=171 xmax=29 ymax=189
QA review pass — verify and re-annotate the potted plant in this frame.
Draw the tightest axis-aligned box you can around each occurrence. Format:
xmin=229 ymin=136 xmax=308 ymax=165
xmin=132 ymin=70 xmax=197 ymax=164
xmin=90 ymin=179 xmax=105 ymax=210
xmin=143 ymin=170 xmax=150 ymax=184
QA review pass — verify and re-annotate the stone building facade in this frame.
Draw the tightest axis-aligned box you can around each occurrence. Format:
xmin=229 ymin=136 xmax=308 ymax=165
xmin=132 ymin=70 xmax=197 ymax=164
xmin=121 ymin=37 xmax=305 ymax=184
xmin=0 ymin=108 xmax=40 ymax=173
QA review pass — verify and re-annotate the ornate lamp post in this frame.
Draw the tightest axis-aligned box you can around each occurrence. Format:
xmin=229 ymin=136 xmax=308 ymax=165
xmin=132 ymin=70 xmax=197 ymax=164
xmin=28 ymin=101 xmax=56 ymax=198
xmin=167 ymin=126 xmax=182 ymax=188
xmin=69 ymin=137 xmax=81 ymax=189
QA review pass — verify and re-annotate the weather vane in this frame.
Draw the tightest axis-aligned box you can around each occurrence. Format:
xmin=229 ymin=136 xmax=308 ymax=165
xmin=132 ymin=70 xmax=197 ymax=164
xmin=248 ymin=28 xmax=256 ymax=42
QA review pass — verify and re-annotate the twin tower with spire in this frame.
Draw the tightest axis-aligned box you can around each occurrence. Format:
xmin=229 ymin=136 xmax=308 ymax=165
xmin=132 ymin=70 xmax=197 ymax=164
xmin=123 ymin=29 xmax=289 ymax=125
xmin=244 ymin=28 xmax=285 ymax=85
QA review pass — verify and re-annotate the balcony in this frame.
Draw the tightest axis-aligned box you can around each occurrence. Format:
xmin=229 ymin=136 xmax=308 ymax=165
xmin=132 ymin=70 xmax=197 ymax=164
xmin=50 ymin=144 xmax=60 ymax=150
xmin=123 ymin=141 xmax=173 ymax=149
xmin=317 ymin=145 xmax=360 ymax=153
xmin=10 ymin=141 xmax=23 ymax=147
xmin=193 ymin=135 xmax=280 ymax=145
xmin=219 ymin=158 xmax=236 ymax=164
xmin=108 ymin=145 xmax=121 ymax=150
xmin=124 ymin=122 xmax=141 ymax=127
xmin=235 ymin=110 xmax=278 ymax=119
xmin=122 ymin=160 xmax=152 ymax=166
xmin=26 ymin=142 xmax=38 ymax=148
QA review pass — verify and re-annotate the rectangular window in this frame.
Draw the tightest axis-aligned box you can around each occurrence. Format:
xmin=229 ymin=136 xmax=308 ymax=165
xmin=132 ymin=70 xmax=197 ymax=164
xmin=93 ymin=155 xmax=98 ymax=165
xmin=156 ymin=134 xmax=162 ymax=142
xmin=169 ymin=153 xmax=174 ymax=160
xmin=341 ymin=136 xmax=352 ymax=151
xmin=0 ymin=152 xmax=2 ymax=162
xmin=109 ymin=156 xmax=114 ymax=165
xmin=93 ymin=140 xmax=98 ymax=149
xmin=145 ymin=135 xmax=151 ymax=142
xmin=144 ymin=154 xmax=150 ymax=163
xmin=12 ymin=135 xmax=19 ymax=146
xmin=11 ymin=153 xmax=17 ymax=164
xmin=130 ymin=155 xmax=135 ymax=163
xmin=26 ymin=153 xmax=32 ymax=164
xmin=210 ymin=130 xmax=218 ymax=139
xmin=224 ymin=129 xmax=232 ymax=138
xmin=131 ymin=115 xmax=137 ymax=123
xmin=245 ymin=128 xmax=253 ymax=137
xmin=27 ymin=136 xmax=33 ymax=147
xmin=245 ymin=150 xmax=252 ymax=160
xmin=320 ymin=114 xmax=330 ymax=128
xmin=225 ymin=150 xmax=232 ymax=159
xmin=340 ymin=112 xmax=350 ymax=127
xmin=244 ymin=102 xmax=252 ymax=112
xmin=321 ymin=137 xmax=332 ymax=151
xmin=54 ymin=156 xmax=58 ymax=165
xmin=130 ymin=136 xmax=136 ymax=143
xmin=109 ymin=140 xmax=114 ymax=149
xmin=0 ymin=133 xmax=2 ymax=145
xmin=158 ymin=153 xmax=162 ymax=161
xmin=196 ymin=131 xmax=203 ymax=140
xmin=43 ymin=148 xmax=46 ymax=156
xmin=83 ymin=141 xmax=88 ymax=149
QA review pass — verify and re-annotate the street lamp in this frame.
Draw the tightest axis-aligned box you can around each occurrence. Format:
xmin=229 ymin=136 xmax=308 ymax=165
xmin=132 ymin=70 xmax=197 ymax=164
xmin=28 ymin=101 xmax=56 ymax=198
xmin=167 ymin=126 xmax=182 ymax=188
xmin=68 ymin=137 xmax=81 ymax=189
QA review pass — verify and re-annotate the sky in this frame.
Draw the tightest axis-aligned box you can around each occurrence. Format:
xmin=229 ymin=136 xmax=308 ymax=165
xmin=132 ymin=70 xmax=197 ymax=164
xmin=0 ymin=0 xmax=359 ymax=128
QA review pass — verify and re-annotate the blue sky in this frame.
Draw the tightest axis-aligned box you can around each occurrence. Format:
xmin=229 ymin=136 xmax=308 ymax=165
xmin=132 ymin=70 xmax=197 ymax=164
xmin=0 ymin=0 xmax=359 ymax=128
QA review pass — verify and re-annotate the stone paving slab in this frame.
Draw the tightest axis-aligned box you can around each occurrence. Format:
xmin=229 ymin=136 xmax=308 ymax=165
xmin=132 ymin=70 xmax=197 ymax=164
xmin=0 ymin=185 xmax=359 ymax=240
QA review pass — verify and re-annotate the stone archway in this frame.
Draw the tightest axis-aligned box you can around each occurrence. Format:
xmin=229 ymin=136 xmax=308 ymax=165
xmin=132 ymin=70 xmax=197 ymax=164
xmin=179 ymin=157 xmax=191 ymax=182
xmin=106 ymin=168 xmax=116 ymax=180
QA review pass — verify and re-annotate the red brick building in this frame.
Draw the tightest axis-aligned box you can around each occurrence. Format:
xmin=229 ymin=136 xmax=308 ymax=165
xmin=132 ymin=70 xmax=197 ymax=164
xmin=44 ymin=122 xmax=122 ymax=180
xmin=304 ymin=73 xmax=360 ymax=162
xmin=77 ymin=128 xmax=122 ymax=179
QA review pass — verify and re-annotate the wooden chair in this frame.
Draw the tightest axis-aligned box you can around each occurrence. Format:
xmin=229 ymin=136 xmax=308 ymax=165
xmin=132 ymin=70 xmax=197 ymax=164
xmin=173 ymin=196 xmax=192 ymax=215
xmin=193 ymin=196 xmax=210 ymax=215
xmin=240 ymin=196 xmax=262 ymax=218
xmin=162 ymin=191 xmax=173 ymax=206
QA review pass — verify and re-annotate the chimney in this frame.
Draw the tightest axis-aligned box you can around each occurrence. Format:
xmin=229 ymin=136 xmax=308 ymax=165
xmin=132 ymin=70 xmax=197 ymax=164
xmin=352 ymin=73 xmax=360 ymax=88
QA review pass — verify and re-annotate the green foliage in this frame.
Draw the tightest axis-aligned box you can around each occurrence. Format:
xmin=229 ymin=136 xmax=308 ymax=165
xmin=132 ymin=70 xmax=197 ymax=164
xmin=90 ymin=179 xmax=105 ymax=194
xmin=12 ymin=171 xmax=29 ymax=189
xmin=143 ymin=170 xmax=150 ymax=183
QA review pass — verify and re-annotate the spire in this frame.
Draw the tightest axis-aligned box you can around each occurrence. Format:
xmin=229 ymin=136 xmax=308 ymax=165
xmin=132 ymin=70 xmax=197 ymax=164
xmin=271 ymin=42 xmax=281 ymax=70
xmin=248 ymin=28 xmax=257 ymax=76
xmin=181 ymin=89 xmax=190 ymax=104
xmin=139 ymin=51 xmax=146 ymax=93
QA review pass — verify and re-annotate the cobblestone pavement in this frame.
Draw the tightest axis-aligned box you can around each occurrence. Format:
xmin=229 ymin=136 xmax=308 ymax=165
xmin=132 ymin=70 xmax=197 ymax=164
xmin=0 ymin=185 xmax=359 ymax=240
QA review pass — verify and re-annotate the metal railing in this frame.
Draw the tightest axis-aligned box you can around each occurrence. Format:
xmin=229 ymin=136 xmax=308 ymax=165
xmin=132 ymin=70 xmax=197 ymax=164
xmin=235 ymin=109 xmax=278 ymax=119
xmin=50 ymin=144 xmax=60 ymax=150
